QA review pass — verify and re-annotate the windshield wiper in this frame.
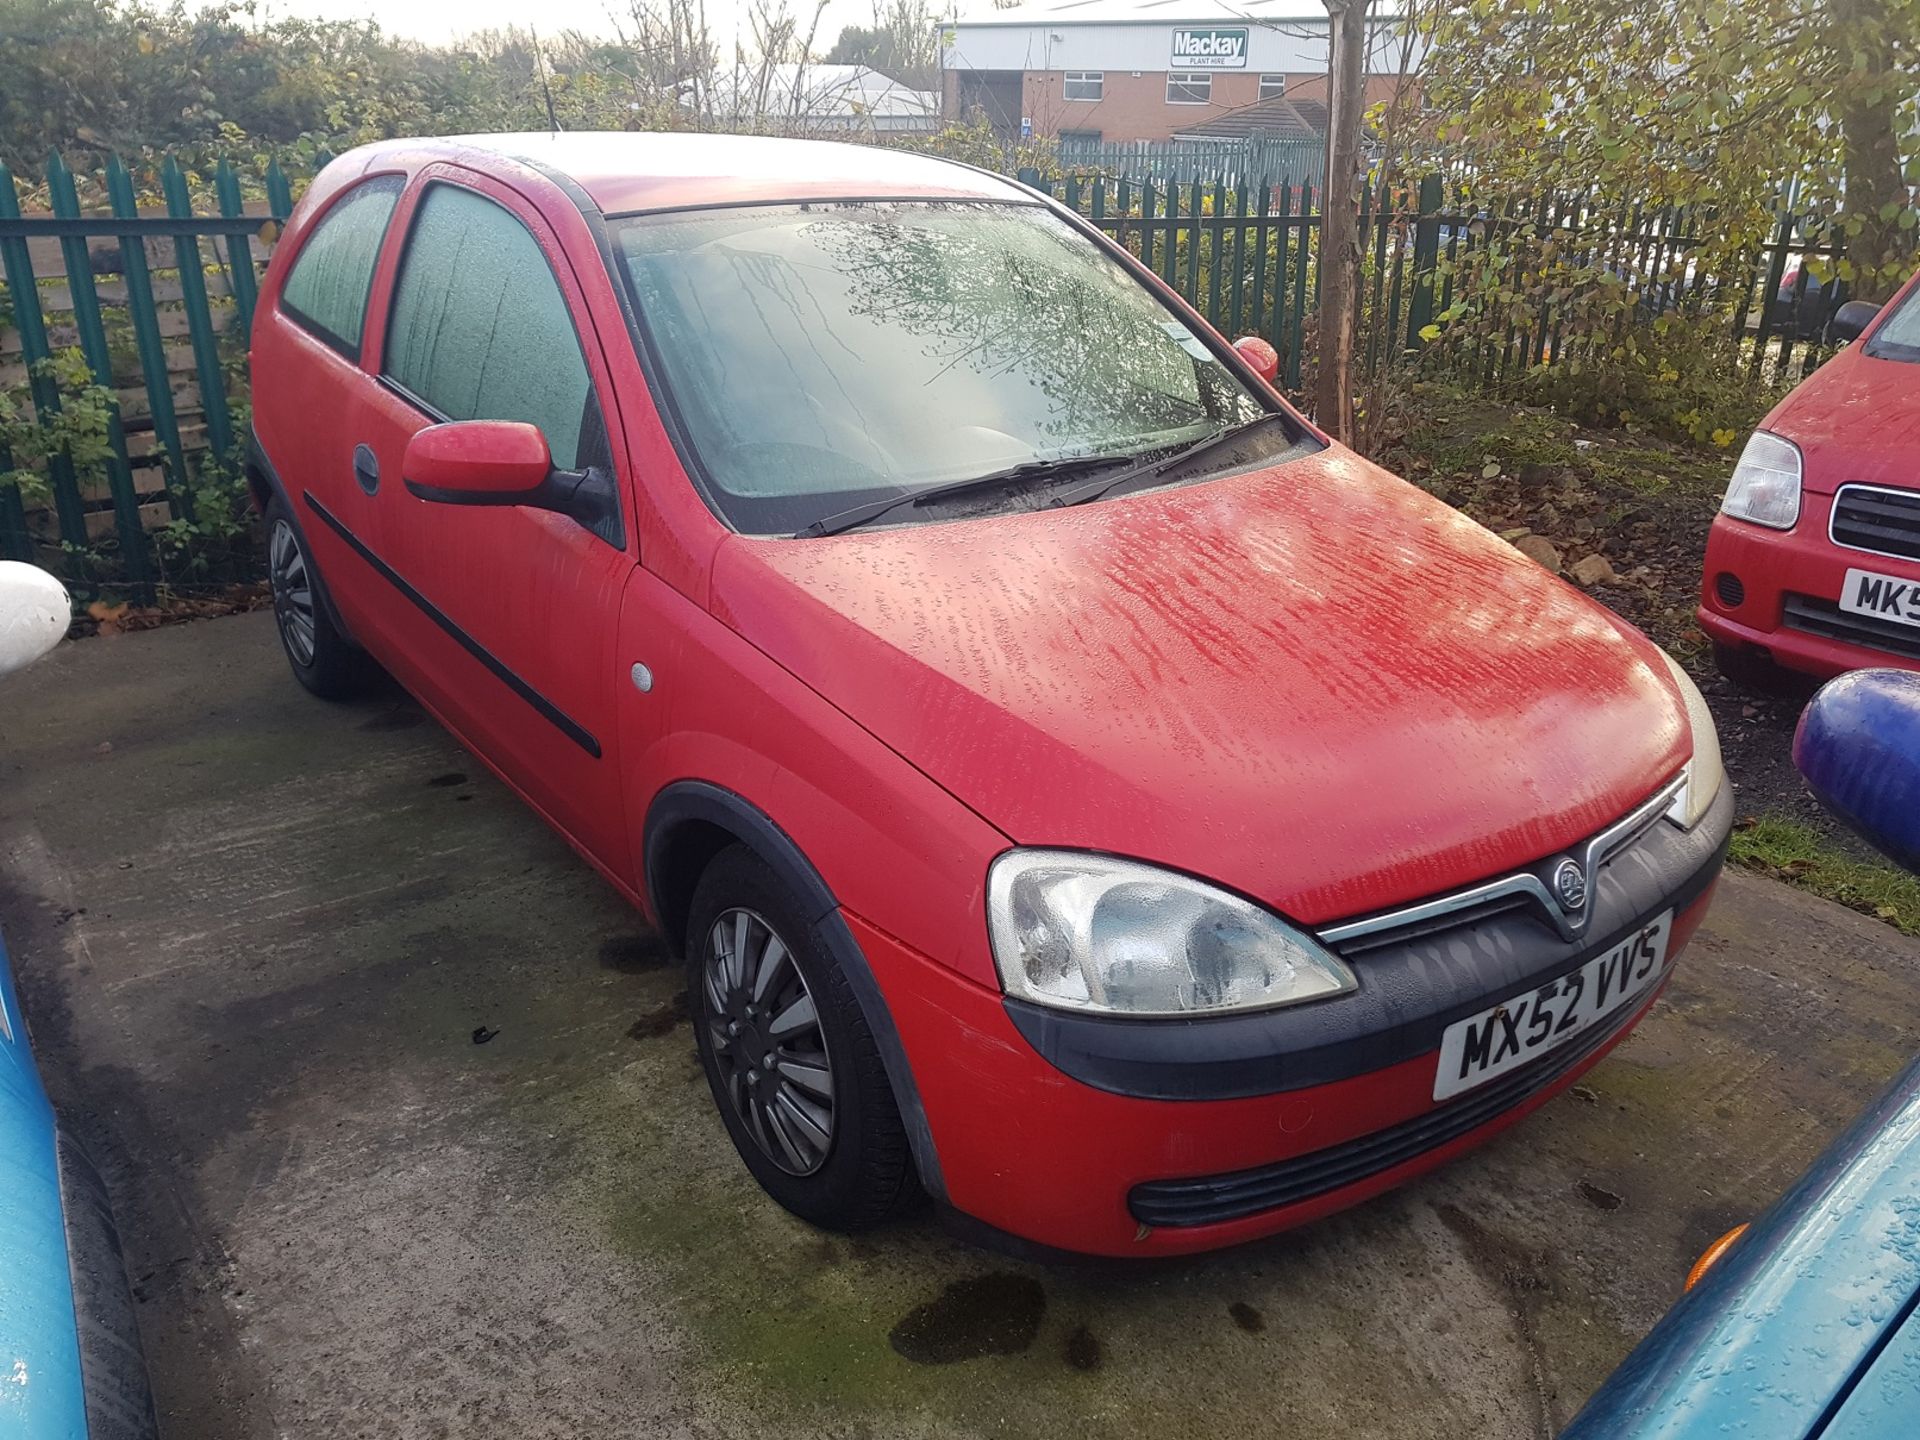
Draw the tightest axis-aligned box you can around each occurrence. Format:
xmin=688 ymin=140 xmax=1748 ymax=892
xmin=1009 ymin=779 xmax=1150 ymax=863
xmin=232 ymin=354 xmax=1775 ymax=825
xmin=1047 ymin=414 xmax=1284 ymax=511
xmin=793 ymin=453 xmax=1138 ymax=538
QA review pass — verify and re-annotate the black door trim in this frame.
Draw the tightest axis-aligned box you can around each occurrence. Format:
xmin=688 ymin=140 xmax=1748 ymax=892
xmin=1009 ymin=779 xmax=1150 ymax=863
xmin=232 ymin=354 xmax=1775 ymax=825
xmin=302 ymin=490 xmax=602 ymax=759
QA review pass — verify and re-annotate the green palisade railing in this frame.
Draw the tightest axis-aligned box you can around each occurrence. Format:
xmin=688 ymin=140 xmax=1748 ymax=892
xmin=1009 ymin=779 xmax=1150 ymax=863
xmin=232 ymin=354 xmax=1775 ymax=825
xmin=1017 ymin=165 xmax=1851 ymax=395
xmin=106 ymin=156 xmax=190 ymax=523
xmin=0 ymin=152 xmax=305 ymax=593
xmin=44 ymin=152 xmax=151 ymax=590
xmin=0 ymin=161 xmax=91 ymax=560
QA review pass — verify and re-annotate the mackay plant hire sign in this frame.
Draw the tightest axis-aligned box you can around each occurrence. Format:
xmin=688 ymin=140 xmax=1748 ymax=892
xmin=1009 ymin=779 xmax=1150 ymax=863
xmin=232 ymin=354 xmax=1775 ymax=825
xmin=1169 ymin=27 xmax=1249 ymax=68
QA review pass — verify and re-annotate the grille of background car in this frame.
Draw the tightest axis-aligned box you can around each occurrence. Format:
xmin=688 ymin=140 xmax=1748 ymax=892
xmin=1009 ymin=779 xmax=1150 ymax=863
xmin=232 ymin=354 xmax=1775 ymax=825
xmin=1715 ymin=572 xmax=1746 ymax=609
xmin=1830 ymin=484 xmax=1920 ymax=563
xmin=1783 ymin=593 xmax=1920 ymax=661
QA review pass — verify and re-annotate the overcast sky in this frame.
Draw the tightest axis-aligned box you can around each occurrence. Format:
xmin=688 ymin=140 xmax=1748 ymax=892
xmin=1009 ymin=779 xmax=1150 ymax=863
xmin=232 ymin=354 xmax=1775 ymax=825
xmin=228 ymin=0 xmax=882 ymax=56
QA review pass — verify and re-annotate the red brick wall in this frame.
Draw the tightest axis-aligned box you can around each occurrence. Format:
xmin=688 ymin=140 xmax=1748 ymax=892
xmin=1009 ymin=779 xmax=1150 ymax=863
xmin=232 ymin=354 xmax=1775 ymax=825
xmin=1023 ymin=69 xmax=1269 ymax=143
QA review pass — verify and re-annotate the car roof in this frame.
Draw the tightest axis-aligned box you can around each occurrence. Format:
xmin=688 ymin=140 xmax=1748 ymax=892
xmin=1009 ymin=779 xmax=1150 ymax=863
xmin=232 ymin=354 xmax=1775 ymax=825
xmin=363 ymin=131 xmax=1033 ymax=215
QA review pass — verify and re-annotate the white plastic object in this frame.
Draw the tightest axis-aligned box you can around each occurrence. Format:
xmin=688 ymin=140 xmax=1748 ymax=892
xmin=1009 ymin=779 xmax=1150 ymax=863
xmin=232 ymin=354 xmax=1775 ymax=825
xmin=0 ymin=561 xmax=71 ymax=679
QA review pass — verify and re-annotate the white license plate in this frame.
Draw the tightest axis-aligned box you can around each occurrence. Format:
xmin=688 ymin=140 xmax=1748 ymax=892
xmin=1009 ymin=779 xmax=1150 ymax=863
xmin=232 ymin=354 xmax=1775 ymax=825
xmin=1433 ymin=911 xmax=1672 ymax=1101
xmin=1839 ymin=567 xmax=1920 ymax=630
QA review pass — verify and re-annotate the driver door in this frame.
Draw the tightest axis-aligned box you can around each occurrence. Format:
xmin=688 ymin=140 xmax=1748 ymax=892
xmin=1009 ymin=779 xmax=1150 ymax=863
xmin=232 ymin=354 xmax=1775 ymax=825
xmin=351 ymin=171 xmax=638 ymax=877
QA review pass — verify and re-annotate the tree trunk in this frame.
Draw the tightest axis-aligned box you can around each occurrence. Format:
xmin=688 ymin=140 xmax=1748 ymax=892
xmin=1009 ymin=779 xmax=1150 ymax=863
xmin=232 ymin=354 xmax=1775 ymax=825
xmin=1316 ymin=0 xmax=1369 ymax=444
xmin=1830 ymin=0 xmax=1911 ymax=302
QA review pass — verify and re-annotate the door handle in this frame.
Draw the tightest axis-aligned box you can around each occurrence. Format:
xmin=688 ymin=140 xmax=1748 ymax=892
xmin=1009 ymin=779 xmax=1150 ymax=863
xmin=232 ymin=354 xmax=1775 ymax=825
xmin=352 ymin=443 xmax=380 ymax=496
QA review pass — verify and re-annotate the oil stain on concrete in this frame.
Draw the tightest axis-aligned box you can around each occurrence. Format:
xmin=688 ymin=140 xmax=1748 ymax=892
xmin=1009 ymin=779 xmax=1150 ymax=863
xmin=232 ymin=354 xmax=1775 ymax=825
xmin=889 ymin=1274 xmax=1047 ymax=1364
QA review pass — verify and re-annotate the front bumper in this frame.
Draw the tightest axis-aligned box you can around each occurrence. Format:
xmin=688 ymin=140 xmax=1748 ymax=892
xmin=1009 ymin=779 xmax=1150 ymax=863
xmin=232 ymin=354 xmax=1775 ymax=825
xmin=1699 ymin=501 xmax=1920 ymax=679
xmin=852 ymin=783 xmax=1731 ymax=1257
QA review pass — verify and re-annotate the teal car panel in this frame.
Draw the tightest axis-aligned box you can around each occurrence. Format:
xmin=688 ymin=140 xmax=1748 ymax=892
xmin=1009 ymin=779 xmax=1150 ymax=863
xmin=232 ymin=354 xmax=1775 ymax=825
xmin=1563 ymin=1034 xmax=1920 ymax=1438
xmin=1819 ymin=1310 xmax=1920 ymax=1440
xmin=0 ymin=926 xmax=89 ymax=1439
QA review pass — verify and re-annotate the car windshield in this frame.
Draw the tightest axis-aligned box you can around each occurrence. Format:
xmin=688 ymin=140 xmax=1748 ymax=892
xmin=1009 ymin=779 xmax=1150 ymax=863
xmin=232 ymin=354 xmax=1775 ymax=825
xmin=1866 ymin=279 xmax=1920 ymax=363
xmin=611 ymin=201 xmax=1294 ymax=535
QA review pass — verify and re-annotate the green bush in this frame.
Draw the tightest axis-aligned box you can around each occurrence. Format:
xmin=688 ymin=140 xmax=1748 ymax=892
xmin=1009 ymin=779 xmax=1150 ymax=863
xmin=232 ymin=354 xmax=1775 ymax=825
xmin=1516 ymin=311 xmax=1778 ymax=450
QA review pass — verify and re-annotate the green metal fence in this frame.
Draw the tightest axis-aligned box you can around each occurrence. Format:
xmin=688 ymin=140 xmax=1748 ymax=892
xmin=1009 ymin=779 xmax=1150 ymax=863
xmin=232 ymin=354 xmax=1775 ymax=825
xmin=0 ymin=152 xmax=312 ymax=598
xmin=1020 ymin=167 xmax=1858 ymax=395
xmin=1056 ymin=135 xmax=1326 ymax=189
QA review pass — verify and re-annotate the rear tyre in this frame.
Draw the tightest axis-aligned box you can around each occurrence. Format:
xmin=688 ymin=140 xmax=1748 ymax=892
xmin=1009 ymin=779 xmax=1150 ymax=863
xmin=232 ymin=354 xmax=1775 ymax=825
xmin=686 ymin=844 xmax=916 ymax=1231
xmin=263 ymin=492 xmax=371 ymax=700
xmin=1711 ymin=640 xmax=1798 ymax=697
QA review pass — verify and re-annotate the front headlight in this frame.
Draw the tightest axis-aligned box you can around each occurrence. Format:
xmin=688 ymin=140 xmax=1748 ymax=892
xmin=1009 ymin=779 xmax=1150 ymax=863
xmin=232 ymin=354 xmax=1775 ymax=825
xmin=1720 ymin=430 xmax=1801 ymax=529
xmin=1659 ymin=651 xmax=1724 ymax=829
xmin=986 ymin=851 xmax=1356 ymax=1017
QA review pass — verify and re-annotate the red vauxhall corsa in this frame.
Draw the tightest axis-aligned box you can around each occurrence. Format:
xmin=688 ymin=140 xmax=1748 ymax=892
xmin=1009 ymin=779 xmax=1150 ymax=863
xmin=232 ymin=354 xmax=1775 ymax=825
xmin=1700 ymin=268 xmax=1920 ymax=686
xmin=247 ymin=133 xmax=1731 ymax=1257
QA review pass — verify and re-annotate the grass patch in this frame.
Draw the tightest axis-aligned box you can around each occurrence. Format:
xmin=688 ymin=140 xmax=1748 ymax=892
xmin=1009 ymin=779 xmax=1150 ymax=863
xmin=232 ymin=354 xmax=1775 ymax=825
xmin=1729 ymin=815 xmax=1920 ymax=936
xmin=1585 ymin=444 xmax=1728 ymax=498
xmin=1395 ymin=389 xmax=1583 ymax=477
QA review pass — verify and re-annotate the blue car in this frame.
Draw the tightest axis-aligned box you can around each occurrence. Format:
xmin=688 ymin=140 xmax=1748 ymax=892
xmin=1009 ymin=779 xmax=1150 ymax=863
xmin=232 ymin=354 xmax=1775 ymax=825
xmin=1566 ymin=668 xmax=1920 ymax=1439
xmin=0 ymin=561 xmax=155 ymax=1439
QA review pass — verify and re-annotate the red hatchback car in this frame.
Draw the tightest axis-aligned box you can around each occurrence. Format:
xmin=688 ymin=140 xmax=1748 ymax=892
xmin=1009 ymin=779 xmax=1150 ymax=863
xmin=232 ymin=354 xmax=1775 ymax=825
xmin=248 ymin=133 xmax=1731 ymax=1257
xmin=1701 ymin=269 xmax=1920 ymax=684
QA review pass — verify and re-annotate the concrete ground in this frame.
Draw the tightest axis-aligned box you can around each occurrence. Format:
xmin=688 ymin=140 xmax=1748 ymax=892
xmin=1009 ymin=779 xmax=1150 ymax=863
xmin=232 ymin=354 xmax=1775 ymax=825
xmin=2 ymin=611 xmax=1917 ymax=1440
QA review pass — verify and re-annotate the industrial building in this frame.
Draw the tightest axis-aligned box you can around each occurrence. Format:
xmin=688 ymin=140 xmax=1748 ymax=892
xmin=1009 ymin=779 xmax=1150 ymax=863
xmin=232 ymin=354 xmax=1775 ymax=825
xmin=939 ymin=0 xmax=1412 ymax=145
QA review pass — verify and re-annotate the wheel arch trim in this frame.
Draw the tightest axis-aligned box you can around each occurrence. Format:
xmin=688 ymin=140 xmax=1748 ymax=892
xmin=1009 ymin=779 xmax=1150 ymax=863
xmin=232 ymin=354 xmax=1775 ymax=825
xmin=642 ymin=779 xmax=946 ymax=1202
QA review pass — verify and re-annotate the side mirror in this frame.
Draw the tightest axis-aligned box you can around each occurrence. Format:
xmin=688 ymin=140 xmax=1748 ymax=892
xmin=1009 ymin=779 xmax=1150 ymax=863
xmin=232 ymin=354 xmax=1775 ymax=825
xmin=1793 ymin=669 xmax=1920 ymax=874
xmin=1830 ymin=300 xmax=1882 ymax=345
xmin=402 ymin=420 xmax=619 ymax=537
xmin=1233 ymin=335 xmax=1280 ymax=383
xmin=0 ymin=561 xmax=71 ymax=679
xmin=403 ymin=421 xmax=555 ymax=503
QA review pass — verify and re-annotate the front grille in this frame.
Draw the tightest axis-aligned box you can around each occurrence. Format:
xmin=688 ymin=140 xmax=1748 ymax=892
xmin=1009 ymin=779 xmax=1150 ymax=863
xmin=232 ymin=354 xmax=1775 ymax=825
xmin=1714 ymin=571 xmax=1746 ymax=608
xmin=1128 ymin=999 xmax=1637 ymax=1228
xmin=1319 ymin=776 xmax=1680 ymax=958
xmin=1831 ymin=484 xmax=1920 ymax=562
xmin=1783 ymin=593 xmax=1920 ymax=661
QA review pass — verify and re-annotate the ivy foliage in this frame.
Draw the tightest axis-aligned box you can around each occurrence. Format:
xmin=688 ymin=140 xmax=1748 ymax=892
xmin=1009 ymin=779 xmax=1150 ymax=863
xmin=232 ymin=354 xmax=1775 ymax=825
xmin=0 ymin=0 xmax=713 ymax=174
xmin=1414 ymin=0 xmax=1920 ymax=298
xmin=0 ymin=350 xmax=114 ymax=503
xmin=1371 ymin=0 xmax=1919 ymax=447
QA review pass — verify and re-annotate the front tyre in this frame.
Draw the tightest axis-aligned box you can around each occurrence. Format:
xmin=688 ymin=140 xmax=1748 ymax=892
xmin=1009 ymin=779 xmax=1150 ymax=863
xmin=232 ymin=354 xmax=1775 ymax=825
xmin=263 ymin=492 xmax=371 ymax=699
xmin=687 ymin=844 xmax=916 ymax=1231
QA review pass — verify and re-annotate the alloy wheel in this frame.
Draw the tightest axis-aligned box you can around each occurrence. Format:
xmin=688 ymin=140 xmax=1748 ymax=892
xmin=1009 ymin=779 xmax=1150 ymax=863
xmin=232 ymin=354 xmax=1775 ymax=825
xmin=268 ymin=518 xmax=317 ymax=667
xmin=702 ymin=907 xmax=836 ymax=1176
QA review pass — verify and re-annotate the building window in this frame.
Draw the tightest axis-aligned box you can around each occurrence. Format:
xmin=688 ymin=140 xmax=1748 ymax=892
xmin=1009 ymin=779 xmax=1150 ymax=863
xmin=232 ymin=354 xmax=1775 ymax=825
xmin=1063 ymin=71 xmax=1103 ymax=102
xmin=1259 ymin=74 xmax=1287 ymax=101
xmin=1166 ymin=72 xmax=1211 ymax=105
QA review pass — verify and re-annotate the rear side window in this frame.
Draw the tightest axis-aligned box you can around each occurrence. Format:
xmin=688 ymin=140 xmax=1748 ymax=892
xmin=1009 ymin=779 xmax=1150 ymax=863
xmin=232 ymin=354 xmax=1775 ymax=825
xmin=279 ymin=176 xmax=402 ymax=355
xmin=381 ymin=184 xmax=593 ymax=470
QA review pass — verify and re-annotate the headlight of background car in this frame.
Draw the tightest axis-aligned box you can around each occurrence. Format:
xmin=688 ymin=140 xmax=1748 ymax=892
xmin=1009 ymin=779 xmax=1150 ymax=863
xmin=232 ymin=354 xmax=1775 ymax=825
xmin=1720 ymin=430 xmax=1801 ymax=529
xmin=986 ymin=851 xmax=1356 ymax=1017
xmin=1660 ymin=651 xmax=1725 ymax=829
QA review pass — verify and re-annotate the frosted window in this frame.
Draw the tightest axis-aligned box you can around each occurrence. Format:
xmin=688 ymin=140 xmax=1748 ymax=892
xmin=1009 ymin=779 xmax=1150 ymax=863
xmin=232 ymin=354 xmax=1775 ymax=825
xmin=616 ymin=201 xmax=1273 ymax=535
xmin=280 ymin=176 xmax=402 ymax=353
xmin=383 ymin=184 xmax=590 ymax=469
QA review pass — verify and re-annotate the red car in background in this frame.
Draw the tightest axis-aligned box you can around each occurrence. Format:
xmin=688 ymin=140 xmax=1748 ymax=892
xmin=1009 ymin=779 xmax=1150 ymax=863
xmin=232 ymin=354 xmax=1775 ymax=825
xmin=247 ymin=134 xmax=1729 ymax=1256
xmin=1701 ymin=270 xmax=1920 ymax=686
